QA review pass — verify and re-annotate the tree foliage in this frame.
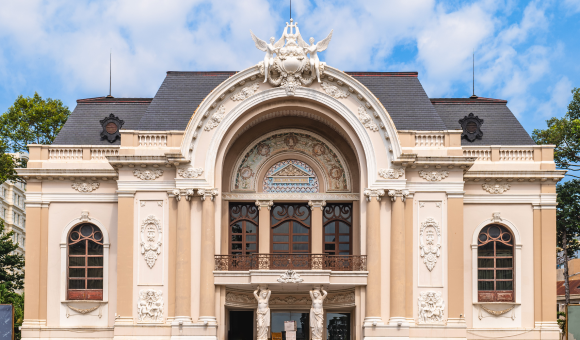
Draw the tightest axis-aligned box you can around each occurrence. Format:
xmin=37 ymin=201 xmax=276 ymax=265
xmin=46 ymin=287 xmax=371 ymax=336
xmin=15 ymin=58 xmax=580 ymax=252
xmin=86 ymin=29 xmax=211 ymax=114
xmin=533 ymin=88 xmax=580 ymax=177
xmin=0 ymin=141 xmax=19 ymax=184
xmin=0 ymin=220 xmax=24 ymax=292
xmin=0 ymin=92 xmax=70 ymax=153
xmin=0 ymin=284 xmax=23 ymax=340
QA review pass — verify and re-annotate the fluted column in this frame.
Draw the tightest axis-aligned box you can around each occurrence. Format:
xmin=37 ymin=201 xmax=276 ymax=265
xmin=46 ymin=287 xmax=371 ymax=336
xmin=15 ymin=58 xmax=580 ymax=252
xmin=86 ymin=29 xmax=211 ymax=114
xmin=198 ymin=188 xmax=219 ymax=324
xmin=363 ymin=189 xmax=384 ymax=326
xmin=388 ymin=189 xmax=409 ymax=326
xmin=174 ymin=189 xmax=194 ymax=324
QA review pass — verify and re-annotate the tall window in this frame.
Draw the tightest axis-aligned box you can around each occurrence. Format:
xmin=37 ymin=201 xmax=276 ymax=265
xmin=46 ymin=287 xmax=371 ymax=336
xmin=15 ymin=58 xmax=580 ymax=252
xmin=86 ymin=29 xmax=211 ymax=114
xmin=477 ymin=224 xmax=514 ymax=302
xmin=271 ymin=204 xmax=311 ymax=253
xmin=68 ymin=223 xmax=104 ymax=300
xmin=323 ymin=203 xmax=353 ymax=255
xmin=229 ymin=203 xmax=259 ymax=255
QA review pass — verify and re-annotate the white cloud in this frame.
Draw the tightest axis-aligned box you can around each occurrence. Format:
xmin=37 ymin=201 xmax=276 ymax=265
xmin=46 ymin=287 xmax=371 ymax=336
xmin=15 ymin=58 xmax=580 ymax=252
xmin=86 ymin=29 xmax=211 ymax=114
xmin=536 ymin=76 xmax=573 ymax=118
xmin=563 ymin=0 xmax=580 ymax=13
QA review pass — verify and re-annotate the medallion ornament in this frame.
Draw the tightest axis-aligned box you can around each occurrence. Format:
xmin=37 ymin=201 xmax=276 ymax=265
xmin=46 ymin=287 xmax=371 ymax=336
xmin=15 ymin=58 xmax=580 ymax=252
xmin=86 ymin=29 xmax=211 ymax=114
xmin=254 ymin=287 xmax=271 ymax=340
xmin=418 ymin=170 xmax=449 ymax=182
xmin=231 ymin=82 xmax=260 ymax=101
xmin=459 ymin=112 xmax=484 ymax=142
xmin=177 ymin=167 xmax=204 ymax=178
xmin=99 ymin=113 xmax=124 ymax=143
xmin=205 ymin=104 xmax=226 ymax=131
xmin=277 ymin=269 xmax=304 ymax=283
xmin=137 ymin=289 xmax=164 ymax=322
xmin=320 ymin=81 xmax=349 ymax=99
xmin=140 ymin=215 xmax=162 ymax=269
xmin=357 ymin=106 xmax=378 ymax=132
xmin=482 ymin=183 xmax=511 ymax=194
xmin=378 ymin=168 xmax=405 ymax=179
xmin=72 ymin=182 xmax=100 ymax=192
xmin=133 ymin=169 xmax=163 ymax=180
xmin=418 ymin=291 xmax=445 ymax=324
xmin=419 ymin=218 xmax=442 ymax=271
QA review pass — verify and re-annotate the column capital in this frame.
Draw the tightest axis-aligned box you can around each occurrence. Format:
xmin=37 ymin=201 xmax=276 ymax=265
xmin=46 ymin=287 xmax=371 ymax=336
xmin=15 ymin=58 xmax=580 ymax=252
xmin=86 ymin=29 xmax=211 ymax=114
xmin=172 ymin=189 xmax=195 ymax=201
xmin=198 ymin=188 xmax=219 ymax=201
xmin=363 ymin=189 xmax=385 ymax=202
xmin=308 ymin=200 xmax=326 ymax=210
xmin=255 ymin=200 xmax=273 ymax=210
xmin=388 ymin=189 xmax=410 ymax=202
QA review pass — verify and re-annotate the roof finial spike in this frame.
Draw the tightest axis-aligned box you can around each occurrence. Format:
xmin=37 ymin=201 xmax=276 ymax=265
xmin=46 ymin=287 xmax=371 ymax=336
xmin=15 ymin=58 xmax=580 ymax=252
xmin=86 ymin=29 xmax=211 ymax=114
xmin=290 ymin=0 xmax=292 ymax=20
xmin=470 ymin=49 xmax=478 ymax=99
xmin=107 ymin=49 xmax=114 ymax=98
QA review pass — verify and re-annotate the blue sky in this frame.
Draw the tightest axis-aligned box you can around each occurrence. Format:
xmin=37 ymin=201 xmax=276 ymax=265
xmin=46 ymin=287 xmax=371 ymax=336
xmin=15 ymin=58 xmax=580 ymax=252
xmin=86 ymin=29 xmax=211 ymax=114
xmin=0 ymin=0 xmax=579 ymax=135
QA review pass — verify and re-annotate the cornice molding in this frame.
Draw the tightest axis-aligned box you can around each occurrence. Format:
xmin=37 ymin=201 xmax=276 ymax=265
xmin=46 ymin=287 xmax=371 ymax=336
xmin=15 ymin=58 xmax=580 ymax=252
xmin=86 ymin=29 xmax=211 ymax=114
xmin=223 ymin=192 xmax=360 ymax=201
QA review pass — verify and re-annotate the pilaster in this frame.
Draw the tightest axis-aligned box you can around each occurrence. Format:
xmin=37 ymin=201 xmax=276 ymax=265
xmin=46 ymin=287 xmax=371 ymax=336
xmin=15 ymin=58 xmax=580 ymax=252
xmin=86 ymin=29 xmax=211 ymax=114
xmin=255 ymin=200 xmax=273 ymax=254
xmin=309 ymin=200 xmax=326 ymax=254
xmin=387 ymin=189 xmax=409 ymax=327
xmin=363 ymin=189 xmax=384 ymax=327
xmin=198 ymin=189 xmax=218 ymax=326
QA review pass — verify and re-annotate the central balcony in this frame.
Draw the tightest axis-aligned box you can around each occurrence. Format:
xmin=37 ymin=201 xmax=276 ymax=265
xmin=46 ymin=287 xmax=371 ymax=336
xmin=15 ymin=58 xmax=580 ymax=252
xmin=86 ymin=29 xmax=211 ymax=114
xmin=214 ymin=253 xmax=367 ymax=271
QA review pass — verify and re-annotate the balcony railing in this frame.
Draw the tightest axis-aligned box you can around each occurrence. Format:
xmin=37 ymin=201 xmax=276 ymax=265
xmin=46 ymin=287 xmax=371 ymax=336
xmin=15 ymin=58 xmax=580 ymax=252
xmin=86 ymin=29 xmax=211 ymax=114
xmin=214 ymin=254 xmax=367 ymax=271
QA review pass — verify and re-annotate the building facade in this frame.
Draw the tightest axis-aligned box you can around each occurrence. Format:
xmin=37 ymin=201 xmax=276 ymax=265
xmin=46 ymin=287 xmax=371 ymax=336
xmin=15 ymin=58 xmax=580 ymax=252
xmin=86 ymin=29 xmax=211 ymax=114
xmin=19 ymin=22 xmax=562 ymax=340
xmin=1 ymin=152 xmax=27 ymax=255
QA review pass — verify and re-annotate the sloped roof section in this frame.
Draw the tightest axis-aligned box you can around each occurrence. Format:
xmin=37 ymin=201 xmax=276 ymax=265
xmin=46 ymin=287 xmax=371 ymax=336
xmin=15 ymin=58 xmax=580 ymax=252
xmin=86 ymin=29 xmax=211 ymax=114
xmin=348 ymin=72 xmax=447 ymax=131
xmin=137 ymin=71 xmax=237 ymax=131
xmin=52 ymin=97 xmax=151 ymax=145
xmin=430 ymin=97 xmax=535 ymax=145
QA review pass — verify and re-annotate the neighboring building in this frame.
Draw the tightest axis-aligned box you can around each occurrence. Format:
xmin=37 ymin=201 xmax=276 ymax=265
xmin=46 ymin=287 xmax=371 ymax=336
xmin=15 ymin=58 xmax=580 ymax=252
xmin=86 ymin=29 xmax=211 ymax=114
xmin=557 ymin=258 xmax=580 ymax=311
xmin=0 ymin=152 xmax=28 ymax=255
xmin=18 ymin=22 xmax=562 ymax=340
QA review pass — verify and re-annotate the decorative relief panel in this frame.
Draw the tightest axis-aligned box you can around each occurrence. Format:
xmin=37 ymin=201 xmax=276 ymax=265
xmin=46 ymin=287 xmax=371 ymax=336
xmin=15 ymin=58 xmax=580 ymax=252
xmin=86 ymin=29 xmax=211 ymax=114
xmin=204 ymin=104 xmax=226 ymax=131
xmin=418 ymin=170 xmax=449 ymax=182
xmin=357 ymin=106 xmax=378 ymax=132
xmin=140 ymin=215 xmax=162 ymax=269
xmin=225 ymin=291 xmax=354 ymax=306
xmin=71 ymin=182 xmax=100 ymax=192
xmin=263 ymin=160 xmax=319 ymax=193
xmin=482 ymin=183 xmax=511 ymax=194
xmin=133 ymin=169 xmax=163 ymax=180
xmin=419 ymin=218 xmax=441 ymax=272
xmin=231 ymin=82 xmax=260 ymax=101
xmin=320 ymin=81 xmax=349 ymax=99
xmin=277 ymin=269 xmax=304 ymax=283
xmin=233 ymin=129 xmax=350 ymax=193
xmin=418 ymin=291 xmax=445 ymax=324
xmin=137 ymin=289 xmax=164 ymax=322
xmin=177 ymin=167 xmax=204 ymax=178
xmin=378 ymin=168 xmax=404 ymax=179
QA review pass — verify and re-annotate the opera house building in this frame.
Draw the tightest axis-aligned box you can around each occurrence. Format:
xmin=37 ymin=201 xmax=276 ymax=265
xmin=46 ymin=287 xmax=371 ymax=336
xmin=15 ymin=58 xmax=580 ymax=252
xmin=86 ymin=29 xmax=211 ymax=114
xmin=19 ymin=21 xmax=562 ymax=340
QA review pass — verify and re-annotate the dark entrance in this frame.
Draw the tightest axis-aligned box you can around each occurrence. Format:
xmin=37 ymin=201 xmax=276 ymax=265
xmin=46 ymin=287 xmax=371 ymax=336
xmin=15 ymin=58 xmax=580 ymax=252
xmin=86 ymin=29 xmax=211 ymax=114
xmin=229 ymin=311 xmax=254 ymax=340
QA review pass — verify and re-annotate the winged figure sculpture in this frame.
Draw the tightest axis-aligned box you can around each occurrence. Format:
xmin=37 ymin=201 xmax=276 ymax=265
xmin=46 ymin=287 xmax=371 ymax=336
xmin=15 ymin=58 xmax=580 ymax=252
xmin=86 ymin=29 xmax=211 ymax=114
xmin=250 ymin=30 xmax=285 ymax=83
xmin=298 ymin=30 xmax=333 ymax=83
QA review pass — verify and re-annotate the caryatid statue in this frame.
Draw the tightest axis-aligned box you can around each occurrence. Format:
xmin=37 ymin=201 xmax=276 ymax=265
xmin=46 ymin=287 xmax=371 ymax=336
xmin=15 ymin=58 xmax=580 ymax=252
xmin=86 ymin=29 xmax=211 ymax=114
xmin=250 ymin=31 xmax=285 ymax=83
xmin=309 ymin=286 xmax=327 ymax=340
xmin=254 ymin=286 xmax=271 ymax=340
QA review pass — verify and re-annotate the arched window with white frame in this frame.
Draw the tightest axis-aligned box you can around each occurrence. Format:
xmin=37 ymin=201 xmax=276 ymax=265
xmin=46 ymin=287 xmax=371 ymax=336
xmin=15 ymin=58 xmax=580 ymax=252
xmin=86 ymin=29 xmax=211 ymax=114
xmin=477 ymin=224 xmax=514 ymax=302
xmin=67 ymin=223 xmax=104 ymax=300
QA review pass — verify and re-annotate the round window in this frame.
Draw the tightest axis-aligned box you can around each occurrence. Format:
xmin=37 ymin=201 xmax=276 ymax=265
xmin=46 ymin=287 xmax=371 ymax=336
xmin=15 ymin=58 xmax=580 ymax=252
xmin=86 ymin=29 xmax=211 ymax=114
xmin=466 ymin=121 xmax=477 ymax=133
xmin=105 ymin=122 xmax=118 ymax=134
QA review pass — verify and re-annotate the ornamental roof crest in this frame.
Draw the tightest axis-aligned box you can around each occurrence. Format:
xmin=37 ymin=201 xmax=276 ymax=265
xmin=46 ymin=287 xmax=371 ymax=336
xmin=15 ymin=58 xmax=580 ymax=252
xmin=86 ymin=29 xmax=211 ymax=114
xmin=250 ymin=19 xmax=333 ymax=96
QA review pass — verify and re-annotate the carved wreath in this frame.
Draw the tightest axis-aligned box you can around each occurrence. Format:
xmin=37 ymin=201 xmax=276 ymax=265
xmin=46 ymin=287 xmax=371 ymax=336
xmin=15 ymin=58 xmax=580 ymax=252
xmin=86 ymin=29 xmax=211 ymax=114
xmin=140 ymin=215 xmax=162 ymax=269
xmin=418 ymin=170 xmax=449 ymax=182
xmin=482 ymin=183 xmax=511 ymax=194
xmin=419 ymin=218 xmax=441 ymax=272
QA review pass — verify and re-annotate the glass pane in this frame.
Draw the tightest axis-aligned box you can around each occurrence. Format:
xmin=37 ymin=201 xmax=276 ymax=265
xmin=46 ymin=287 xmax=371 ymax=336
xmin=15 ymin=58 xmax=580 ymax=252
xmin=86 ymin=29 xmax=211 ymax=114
xmin=69 ymin=257 xmax=85 ymax=266
xmin=325 ymin=244 xmax=336 ymax=250
xmin=88 ymin=257 xmax=103 ymax=266
xmin=231 ymin=222 xmax=242 ymax=234
xmin=496 ymin=258 xmax=513 ymax=268
xmin=338 ymin=222 xmax=350 ymax=234
xmin=496 ymin=242 xmax=513 ymax=256
xmin=293 ymin=244 xmax=308 ymax=251
xmin=339 ymin=235 xmax=350 ymax=242
xmin=325 ymin=224 xmax=335 ymax=234
xmin=339 ymin=244 xmax=350 ymax=250
xmin=87 ymin=268 xmax=103 ymax=278
xmin=246 ymin=235 xmax=256 ymax=242
xmin=69 ymin=242 xmax=86 ymax=255
xmin=246 ymin=243 xmax=256 ymax=250
xmin=81 ymin=224 xmax=93 ymax=237
xmin=497 ymin=281 xmax=513 ymax=291
xmin=246 ymin=222 xmax=257 ymax=234
xmin=69 ymin=268 xmax=85 ymax=278
xmin=232 ymin=243 xmax=242 ymax=250
xmin=325 ymin=236 xmax=336 ymax=242
xmin=478 ymin=243 xmax=494 ymax=256
xmin=293 ymin=235 xmax=309 ymax=242
xmin=497 ymin=270 xmax=513 ymax=280
xmin=478 ymin=258 xmax=493 ymax=268
xmin=293 ymin=223 xmax=309 ymax=234
xmin=478 ymin=270 xmax=494 ymax=279
xmin=327 ymin=313 xmax=350 ymax=340
xmin=274 ymin=222 xmax=289 ymax=234
xmin=94 ymin=231 xmax=103 ymax=241
xmin=87 ymin=280 xmax=103 ymax=289
xmin=478 ymin=281 xmax=494 ymax=290
xmin=478 ymin=233 xmax=487 ymax=243
xmin=273 ymin=236 xmax=289 ymax=242
xmin=488 ymin=226 xmax=500 ymax=238
xmin=273 ymin=244 xmax=289 ymax=251
xmin=231 ymin=235 xmax=242 ymax=242
xmin=339 ymin=252 xmax=349 ymax=255
xmin=69 ymin=279 xmax=85 ymax=289
xmin=88 ymin=240 xmax=103 ymax=255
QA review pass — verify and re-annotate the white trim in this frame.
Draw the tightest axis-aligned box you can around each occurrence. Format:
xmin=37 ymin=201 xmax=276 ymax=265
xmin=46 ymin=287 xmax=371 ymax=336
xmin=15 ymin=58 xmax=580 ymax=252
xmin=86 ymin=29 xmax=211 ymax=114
xmin=464 ymin=194 xmax=541 ymax=204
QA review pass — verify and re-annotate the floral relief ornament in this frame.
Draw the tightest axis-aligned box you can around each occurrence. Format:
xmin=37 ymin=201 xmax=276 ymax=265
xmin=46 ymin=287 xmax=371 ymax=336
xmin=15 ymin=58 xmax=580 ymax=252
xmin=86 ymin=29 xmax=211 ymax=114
xmin=277 ymin=269 xmax=304 ymax=283
xmin=419 ymin=218 xmax=442 ymax=272
xmin=71 ymin=182 xmax=100 ymax=192
xmin=177 ymin=167 xmax=204 ymax=178
xmin=204 ymin=104 xmax=226 ymax=131
xmin=418 ymin=170 xmax=449 ymax=182
xmin=378 ymin=168 xmax=405 ymax=179
xmin=133 ymin=169 xmax=163 ymax=180
xmin=320 ymin=81 xmax=350 ymax=99
xmin=357 ymin=106 xmax=378 ymax=132
xmin=140 ymin=215 xmax=163 ymax=269
xmin=231 ymin=82 xmax=260 ymax=101
xmin=418 ymin=291 xmax=445 ymax=324
xmin=137 ymin=289 xmax=164 ymax=322
xmin=482 ymin=183 xmax=511 ymax=194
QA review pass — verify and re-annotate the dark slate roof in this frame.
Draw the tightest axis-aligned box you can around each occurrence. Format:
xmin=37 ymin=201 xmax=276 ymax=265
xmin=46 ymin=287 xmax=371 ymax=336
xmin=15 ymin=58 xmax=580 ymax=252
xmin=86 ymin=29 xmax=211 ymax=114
xmin=347 ymin=72 xmax=447 ymax=131
xmin=430 ymin=97 xmax=535 ymax=145
xmin=52 ymin=97 xmax=152 ymax=145
xmin=137 ymin=71 xmax=237 ymax=131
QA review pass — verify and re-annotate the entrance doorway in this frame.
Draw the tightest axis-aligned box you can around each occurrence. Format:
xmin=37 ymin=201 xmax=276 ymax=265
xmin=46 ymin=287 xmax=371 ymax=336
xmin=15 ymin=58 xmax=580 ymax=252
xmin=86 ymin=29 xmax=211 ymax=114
xmin=229 ymin=311 xmax=254 ymax=340
xmin=271 ymin=312 xmax=309 ymax=340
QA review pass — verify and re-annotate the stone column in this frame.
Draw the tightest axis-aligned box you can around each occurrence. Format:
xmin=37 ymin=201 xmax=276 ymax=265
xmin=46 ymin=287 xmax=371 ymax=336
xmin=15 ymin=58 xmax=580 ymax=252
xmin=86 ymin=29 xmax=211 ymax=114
xmin=198 ymin=189 xmax=219 ymax=325
xmin=173 ymin=189 xmax=194 ymax=324
xmin=256 ymin=200 xmax=273 ymax=270
xmin=115 ymin=190 xmax=135 ymax=325
xmin=388 ymin=189 xmax=409 ymax=326
xmin=363 ymin=189 xmax=384 ymax=326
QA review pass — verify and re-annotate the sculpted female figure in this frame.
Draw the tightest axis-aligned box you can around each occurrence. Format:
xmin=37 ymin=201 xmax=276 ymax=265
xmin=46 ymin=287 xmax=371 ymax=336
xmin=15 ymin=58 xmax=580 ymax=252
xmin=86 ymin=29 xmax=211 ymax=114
xmin=254 ymin=287 xmax=271 ymax=340
xmin=309 ymin=286 xmax=327 ymax=340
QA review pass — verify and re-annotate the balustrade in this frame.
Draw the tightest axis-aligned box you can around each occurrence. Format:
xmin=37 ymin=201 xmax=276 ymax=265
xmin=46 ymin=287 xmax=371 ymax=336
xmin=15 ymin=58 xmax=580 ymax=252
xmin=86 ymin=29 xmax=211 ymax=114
xmin=48 ymin=148 xmax=83 ymax=160
xmin=214 ymin=254 xmax=366 ymax=271
xmin=415 ymin=134 xmax=445 ymax=147
xmin=138 ymin=134 xmax=167 ymax=147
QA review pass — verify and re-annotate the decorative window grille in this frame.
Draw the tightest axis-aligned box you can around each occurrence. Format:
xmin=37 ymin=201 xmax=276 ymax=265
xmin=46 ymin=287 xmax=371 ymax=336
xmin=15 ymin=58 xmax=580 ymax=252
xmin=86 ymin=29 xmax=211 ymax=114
xmin=477 ymin=224 xmax=514 ymax=302
xmin=323 ymin=204 xmax=353 ymax=255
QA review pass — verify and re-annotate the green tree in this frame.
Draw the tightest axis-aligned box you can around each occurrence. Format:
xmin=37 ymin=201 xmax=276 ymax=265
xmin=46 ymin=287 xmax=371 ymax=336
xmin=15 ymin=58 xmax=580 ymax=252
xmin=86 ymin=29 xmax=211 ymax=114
xmin=0 ymin=284 xmax=23 ymax=340
xmin=556 ymin=180 xmax=580 ymax=309
xmin=0 ymin=141 xmax=19 ymax=184
xmin=0 ymin=220 xmax=24 ymax=292
xmin=0 ymin=92 xmax=70 ymax=153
